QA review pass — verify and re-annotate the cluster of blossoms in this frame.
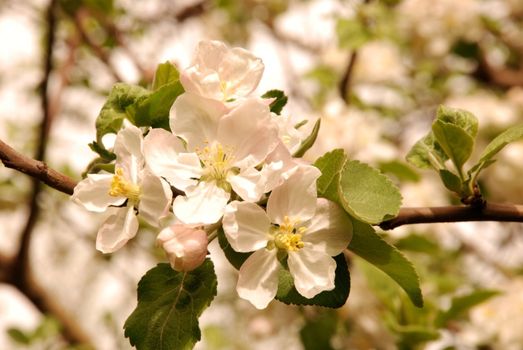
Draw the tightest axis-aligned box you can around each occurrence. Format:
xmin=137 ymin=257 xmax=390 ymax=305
xmin=72 ymin=40 xmax=352 ymax=309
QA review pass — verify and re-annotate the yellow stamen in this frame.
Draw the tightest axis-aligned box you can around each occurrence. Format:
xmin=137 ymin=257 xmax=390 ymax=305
xmin=273 ymin=216 xmax=305 ymax=252
xmin=196 ymin=142 xmax=235 ymax=190
xmin=108 ymin=168 xmax=141 ymax=203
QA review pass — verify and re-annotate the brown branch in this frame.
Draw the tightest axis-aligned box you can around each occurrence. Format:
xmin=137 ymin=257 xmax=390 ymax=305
xmin=379 ymin=202 xmax=523 ymax=230
xmin=0 ymin=139 xmax=77 ymax=195
xmin=339 ymin=51 xmax=358 ymax=103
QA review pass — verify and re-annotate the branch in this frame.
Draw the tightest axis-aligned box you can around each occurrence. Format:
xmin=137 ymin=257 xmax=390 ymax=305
xmin=0 ymin=139 xmax=77 ymax=195
xmin=339 ymin=51 xmax=358 ymax=103
xmin=379 ymin=202 xmax=523 ymax=230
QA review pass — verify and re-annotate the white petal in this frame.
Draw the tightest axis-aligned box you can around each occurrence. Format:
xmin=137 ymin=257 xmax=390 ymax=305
xmin=71 ymin=174 xmax=125 ymax=212
xmin=222 ymin=201 xmax=271 ymax=252
xmin=237 ymin=249 xmax=279 ymax=309
xmin=303 ymin=198 xmax=353 ymax=256
xmin=143 ymin=128 xmax=202 ymax=190
xmin=172 ymin=181 xmax=230 ymax=225
xmin=114 ymin=124 xmax=144 ymax=183
xmin=96 ymin=206 xmax=139 ymax=253
xmin=261 ymin=142 xmax=299 ymax=193
xmin=138 ymin=172 xmax=172 ymax=226
xmin=288 ymin=248 xmax=336 ymax=299
xmin=217 ymin=98 xmax=278 ymax=168
xmin=267 ymin=165 xmax=321 ymax=225
xmin=219 ymin=47 xmax=264 ymax=98
xmin=169 ymin=93 xmax=227 ymax=151
xmin=228 ymin=167 xmax=265 ymax=202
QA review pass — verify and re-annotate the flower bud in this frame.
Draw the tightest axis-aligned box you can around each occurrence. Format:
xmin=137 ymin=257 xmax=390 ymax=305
xmin=157 ymin=224 xmax=208 ymax=272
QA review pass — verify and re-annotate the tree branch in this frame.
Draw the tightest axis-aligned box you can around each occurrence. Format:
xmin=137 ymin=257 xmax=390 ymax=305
xmin=339 ymin=51 xmax=358 ymax=103
xmin=379 ymin=203 xmax=523 ymax=230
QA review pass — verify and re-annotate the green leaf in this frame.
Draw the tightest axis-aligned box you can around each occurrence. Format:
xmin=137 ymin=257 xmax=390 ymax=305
xmin=470 ymin=124 xmax=523 ymax=175
xmin=432 ymin=119 xmax=474 ymax=172
xmin=394 ymin=234 xmax=439 ymax=254
xmin=124 ymin=261 xmax=217 ymax=350
xmin=262 ymin=89 xmax=288 ymax=115
xmin=7 ymin=328 xmax=31 ymax=345
xmin=300 ymin=310 xmax=338 ymax=350
xmin=336 ymin=18 xmax=372 ymax=49
xmin=152 ymin=61 xmax=180 ymax=90
xmin=293 ymin=118 xmax=321 ymax=158
xmin=338 ymin=160 xmax=402 ymax=224
xmin=435 ymin=289 xmax=500 ymax=327
xmin=438 ymin=169 xmax=462 ymax=194
xmin=88 ymin=141 xmax=116 ymax=161
xmin=348 ymin=219 xmax=423 ymax=307
xmin=379 ymin=160 xmax=421 ymax=183
xmin=275 ymin=254 xmax=350 ymax=308
xmin=406 ymin=133 xmax=448 ymax=170
xmin=95 ymin=83 xmax=149 ymax=145
xmin=217 ymin=227 xmax=251 ymax=270
xmin=394 ymin=325 xmax=440 ymax=346
xmin=129 ymin=81 xmax=184 ymax=130
xmin=436 ymin=105 xmax=478 ymax=138
xmin=314 ymin=149 xmax=347 ymax=203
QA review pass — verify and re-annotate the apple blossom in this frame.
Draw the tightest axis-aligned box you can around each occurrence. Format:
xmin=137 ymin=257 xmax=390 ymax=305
xmin=144 ymin=93 xmax=279 ymax=225
xmin=180 ymin=40 xmax=264 ymax=102
xmin=72 ymin=124 xmax=172 ymax=253
xmin=222 ymin=165 xmax=353 ymax=309
xmin=156 ymin=224 xmax=208 ymax=272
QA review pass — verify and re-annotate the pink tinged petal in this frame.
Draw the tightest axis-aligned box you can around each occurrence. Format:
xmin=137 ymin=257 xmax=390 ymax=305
xmin=157 ymin=224 xmax=208 ymax=272
xmin=267 ymin=165 xmax=321 ymax=225
xmin=228 ymin=167 xmax=265 ymax=202
xmin=172 ymin=181 xmax=230 ymax=225
xmin=217 ymin=98 xmax=279 ymax=168
xmin=218 ymin=47 xmax=264 ymax=98
xmin=114 ymin=124 xmax=144 ymax=183
xmin=237 ymin=249 xmax=279 ymax=309
xmin=143 ymin=128 xmax=202 ymax=190
xmin=169 ymin=93 xmax=228 ymax=151
xmin=71 ymin=174 xmax=125 ymax=212
xmin=303 ymin=198 xmax=353 ymax=256
xmin=261 ymin=142 xmax=299 ymax=193
xmin=193 ymin=40 xmax=228 ymax=71
xmin=138 ymin=172 xmax=173 ymax=227
xmin=96 ymin=206 xmax=139 ymax=253
xmin=287 ymin=248 xmax=336 ymax=299
xmin=222 ymin=201 xmax=271 ymax=252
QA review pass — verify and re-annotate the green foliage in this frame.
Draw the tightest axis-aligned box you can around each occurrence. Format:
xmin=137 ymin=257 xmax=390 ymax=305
xmin=379 ymin=160 xmax=421 ymax=183
xmin=262 ymin=89 xmax=288 ymax=115
xmin=7 ymin=317 xmax=61 ymax=346
xmin=153 ymin=61 xmax=181 ymax=90
xmin=406 ymin=133 xmax=448 ymax=170
xmin=124 ymin=261 xmax=217 ymax=350
xmin=314 ymin=148 xmax=346 ymax=203
xmin=349 ymin=219 xmax=423 ymax=307
xmin=293 ymin=118 xmax=321 ymax=158
xmin=299 ymin=310 xmax=338 ymax=350
xmin=338 ymin=160 xmax=402 ymax=224
xmin=336 ymin=18 xmax=372 ymax=50
xmin=435 ymin=290 xmax=500 ymax=327
xmin=275 ymin=254 xmax=350 ymax=308
xmin=217 ymin=227 xmax=251 ymax=270
xmin=438 ymin=169 xmax=462 ymax=194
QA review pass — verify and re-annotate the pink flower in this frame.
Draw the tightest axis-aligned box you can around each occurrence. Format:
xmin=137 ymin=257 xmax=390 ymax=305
xmin=157 ymin=224 xmax=209 ymax=272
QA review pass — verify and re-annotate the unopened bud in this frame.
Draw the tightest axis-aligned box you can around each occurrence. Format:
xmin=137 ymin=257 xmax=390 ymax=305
xmin=157 ymin=224 xmax=208 ymax=272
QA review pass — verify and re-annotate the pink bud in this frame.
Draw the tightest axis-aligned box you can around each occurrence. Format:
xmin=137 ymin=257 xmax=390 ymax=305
xmin=157 ymin=224 xmax=208 ymax=272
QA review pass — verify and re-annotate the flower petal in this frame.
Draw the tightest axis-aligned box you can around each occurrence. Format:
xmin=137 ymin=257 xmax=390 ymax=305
xmin=138 ymin=171 xmax=172 ymax=226
xmin=169 ymin=93 xmax=227 ymax=151
xmin=172 ymin=181 xmax=230 ymax=225
xmin=303 ymin=198 xmax=353 ymax=256
xmin=143 ymin=128 xmax=202 ymax=190
xmin=219 ymin=47 xmax=264 ymax=98
xmin=217 ymin=98 xmax=278 ymax=168
xmin=222 ymin=201 xmax=271 ymax=252
xmin=287 ymin=248 xmax=336 ymax=299
xmin=228 ymin=167 xmax=265 ymax=202
xmin=260 ymin=142 xmax=299 ymax=193
xmin=71 ymin=173 xmax=125 ymax=212
xmin=266 ymin=165 xmax=321 ymax=225
xmin=114 ymin=124 xmax=144 ymax=183
xmin=96 ymin=206 xmax=139 ymax=253
xmin=237 ymin=249 xmax=279 ymax=309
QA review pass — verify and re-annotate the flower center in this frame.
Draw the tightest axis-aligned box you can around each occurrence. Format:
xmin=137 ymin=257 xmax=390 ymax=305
xmin=273 ymin=216 xmax=305 ymax=252
xmin=108 ymin=168 xmax=141 ymax=203
xmin=197 ymin=142 xmax=236 ymax=190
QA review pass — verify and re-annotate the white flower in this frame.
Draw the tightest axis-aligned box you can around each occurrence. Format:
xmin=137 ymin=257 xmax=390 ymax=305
xmin=144 ymin=93 xmax=279 ymax=225
xmin=72 ymin=125 xmax=172 ymax=253
xmin=157 ymin=224 xmax=208 ymax=272
xmin=180 ymin=40 xmax=264 ymax=102
xmin=222 ymin=165 xmax=353 ymax=309
xmin=271 ymin=113 xmax=304 ymax=154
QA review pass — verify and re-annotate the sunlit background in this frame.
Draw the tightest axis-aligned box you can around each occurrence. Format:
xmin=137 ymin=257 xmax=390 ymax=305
xmin=1 ymin=0 xmax=523 ymax=349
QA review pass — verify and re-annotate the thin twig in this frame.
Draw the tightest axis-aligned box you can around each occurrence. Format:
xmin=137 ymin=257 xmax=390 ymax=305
xmin=380 ymin=203 xmax=523 ymax=230
xmin=339 ymin=51 xmax=358 ymax=103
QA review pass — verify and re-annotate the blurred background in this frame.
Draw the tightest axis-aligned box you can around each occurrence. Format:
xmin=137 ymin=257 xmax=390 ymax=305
xmin=1 ymin=0 xmax=523 ymax=349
